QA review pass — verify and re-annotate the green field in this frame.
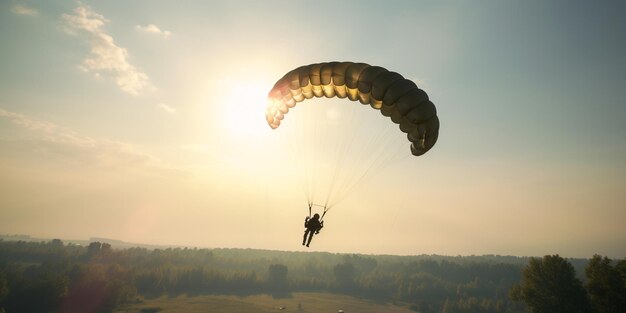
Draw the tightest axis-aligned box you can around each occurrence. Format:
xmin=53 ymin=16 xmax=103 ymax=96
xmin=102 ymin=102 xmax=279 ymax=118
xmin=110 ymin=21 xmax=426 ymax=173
xmin=116 ymin=292 xmax=415 ymax=313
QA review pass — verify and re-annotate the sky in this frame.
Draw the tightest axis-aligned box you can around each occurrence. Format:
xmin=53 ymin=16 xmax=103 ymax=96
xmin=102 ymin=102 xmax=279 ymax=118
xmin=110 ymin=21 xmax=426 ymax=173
xmin=1 ymin=0 xmax=625 ymax=258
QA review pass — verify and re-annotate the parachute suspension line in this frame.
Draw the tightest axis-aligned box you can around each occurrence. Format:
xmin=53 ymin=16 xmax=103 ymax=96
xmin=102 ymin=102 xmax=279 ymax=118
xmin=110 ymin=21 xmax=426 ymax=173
xmin=327 ymin=110 xmax=367 ymax=208
xmin=387 ymin=185 xmax=413 ymax=228
xmin=311 ymin=104 xmax=326 ymax=206
xmin=325 ymin=104 xmax=409 ymax=208
xmin=285 ymin=118 xmax=310 ymax=206
xmin=308 ymin=203 xmax=330 ymax=221
xmin=320 ymin=205 xmax=330 ymax=222
xmin=292 ymin=98 xmax=349 ymax=210
xmin=325 ymin=108 xmax=409 ymax=209
xmin=326 ymin=105 xmax=376 ymax=208
xmin=323 ymin=102 xmax=362 ymax=209
xmin=286 ymin=103 xmax=321 ymax=207
xmin=333 ymin=135 xmax=409 ymax=208
xmin=286 ymin=99 xmax=347 ymax=210
xmin=298 ymin=102 xmax=321 ymax=207
xmin=266 ymin=62 xmax=440 ymax=218
xmin=306 ymin=107 xmax=318 ymax=205
xmin=355 ymin=120 xmax=408 ymax=199
xmin=301 ymin=110 xmax=312 ymax=205
xmin=286 ymin=99 xmax=411 ymax=211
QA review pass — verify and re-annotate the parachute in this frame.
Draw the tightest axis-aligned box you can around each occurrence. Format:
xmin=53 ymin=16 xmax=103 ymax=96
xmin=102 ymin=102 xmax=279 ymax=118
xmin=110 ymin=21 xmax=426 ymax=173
xmin=265 ymin=62 xmax=439 ymax=156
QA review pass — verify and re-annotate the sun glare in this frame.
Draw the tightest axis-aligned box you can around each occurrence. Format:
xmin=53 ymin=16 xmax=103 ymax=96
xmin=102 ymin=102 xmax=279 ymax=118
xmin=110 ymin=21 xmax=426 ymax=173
xmin=219 ymin=79 xmax=272 ymax=138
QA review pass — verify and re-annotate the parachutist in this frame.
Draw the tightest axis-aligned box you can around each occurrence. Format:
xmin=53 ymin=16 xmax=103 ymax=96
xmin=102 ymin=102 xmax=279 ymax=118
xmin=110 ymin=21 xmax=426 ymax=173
xmin=302 ymin=213 xmax=323 ymax=247
xmin=267 ymin=63 xmax=439 ymax=233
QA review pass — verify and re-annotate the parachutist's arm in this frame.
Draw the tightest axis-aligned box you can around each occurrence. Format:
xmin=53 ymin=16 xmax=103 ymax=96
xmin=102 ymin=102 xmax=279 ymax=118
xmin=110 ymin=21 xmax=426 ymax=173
xmin=316 ymin=221 xmax=323 ymax=234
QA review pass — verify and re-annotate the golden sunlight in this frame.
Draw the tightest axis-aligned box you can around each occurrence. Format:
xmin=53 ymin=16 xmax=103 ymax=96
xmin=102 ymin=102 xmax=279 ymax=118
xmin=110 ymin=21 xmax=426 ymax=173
xmin=218 ymin=79 xmax=273 ymax=138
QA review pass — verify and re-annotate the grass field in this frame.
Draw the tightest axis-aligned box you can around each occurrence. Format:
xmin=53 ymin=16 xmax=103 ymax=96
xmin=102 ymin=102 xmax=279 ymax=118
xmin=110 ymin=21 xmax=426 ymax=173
xmin=115 ymin=292 xmax=416 ymax=313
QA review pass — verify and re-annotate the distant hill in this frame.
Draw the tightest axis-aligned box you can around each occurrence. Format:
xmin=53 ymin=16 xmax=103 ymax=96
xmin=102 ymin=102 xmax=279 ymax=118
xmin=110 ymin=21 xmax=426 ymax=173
xmin=0 ymin=234 xmax=183 ymax=250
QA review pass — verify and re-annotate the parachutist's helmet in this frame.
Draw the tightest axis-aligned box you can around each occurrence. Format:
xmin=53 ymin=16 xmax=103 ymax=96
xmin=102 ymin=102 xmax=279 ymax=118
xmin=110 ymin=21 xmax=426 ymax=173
xmin=313 ymin=213 xmax=320 ymax=219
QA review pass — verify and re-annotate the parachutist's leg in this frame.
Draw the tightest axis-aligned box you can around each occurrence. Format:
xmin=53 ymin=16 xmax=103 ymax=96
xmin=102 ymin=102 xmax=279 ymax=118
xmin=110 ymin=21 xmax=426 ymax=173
xmin=306 ymin=231 xmax=314 ymax=247
xmin=302 ymin=230 xmax=309 ymax=245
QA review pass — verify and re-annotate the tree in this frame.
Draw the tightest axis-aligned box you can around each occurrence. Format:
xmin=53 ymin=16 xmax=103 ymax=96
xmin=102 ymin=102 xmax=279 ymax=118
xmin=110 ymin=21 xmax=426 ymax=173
xmin=510 ymin=255 xmax=590 ymax=313
xmin=50 ymin=239 xmax=63 ymax=247
xmin=0 ymin=270 xmax=8 ymax=309
xmin=585 ymin=255 xmax=626 ymax=313
xmin=267 ymin=264 xmax=288 ymax=291
xmin=333 ymin=263 xmax=356 ymax=292
xmin=615 ymin=259 xmax=626 ymax=288
xmin=87 ymin=242 xmax=102 ymax=258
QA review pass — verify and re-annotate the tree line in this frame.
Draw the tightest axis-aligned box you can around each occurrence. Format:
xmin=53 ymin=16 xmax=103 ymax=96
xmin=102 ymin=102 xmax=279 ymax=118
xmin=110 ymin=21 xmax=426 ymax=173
xmin=0 ymin=239 xmax=623 ymax=313
xmin=509 ymin=254 xmax=626 ymax=313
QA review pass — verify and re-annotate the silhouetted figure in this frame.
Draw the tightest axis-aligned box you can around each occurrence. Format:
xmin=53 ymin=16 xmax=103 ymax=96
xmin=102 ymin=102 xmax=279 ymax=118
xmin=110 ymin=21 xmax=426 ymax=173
xmin=303 ymin=213 xmax=323 ymax=247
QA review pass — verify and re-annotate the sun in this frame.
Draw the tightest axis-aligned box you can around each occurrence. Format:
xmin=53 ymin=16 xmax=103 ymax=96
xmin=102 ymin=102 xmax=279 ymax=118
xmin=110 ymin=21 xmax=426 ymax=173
xmin=218 ymin=79 xmax=273 ymax=138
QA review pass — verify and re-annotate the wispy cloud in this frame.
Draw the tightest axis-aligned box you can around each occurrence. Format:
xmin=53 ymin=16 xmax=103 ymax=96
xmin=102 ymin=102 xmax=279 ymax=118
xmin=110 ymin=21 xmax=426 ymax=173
xmin=0 ymin=107 xmax=176 ymax=172
xmin=157 ymin=103 xmax=176 ymax=113
xmin=136 ymin=24 xmax=172 ymax=39
xmin=12 ymin=4 xmax=38 ymax=16
xmin=62 ymin=5 xmax=153 ymax=96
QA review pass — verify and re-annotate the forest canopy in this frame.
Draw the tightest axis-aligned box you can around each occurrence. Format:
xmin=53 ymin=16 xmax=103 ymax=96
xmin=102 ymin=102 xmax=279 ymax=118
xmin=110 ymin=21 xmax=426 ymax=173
xmin=0 ymin=239 xmax=623 ymax=313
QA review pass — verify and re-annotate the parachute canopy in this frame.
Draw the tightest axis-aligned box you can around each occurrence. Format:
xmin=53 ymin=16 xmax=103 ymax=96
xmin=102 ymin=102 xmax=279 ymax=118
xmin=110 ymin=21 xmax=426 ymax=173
xmin=265 ymin=62 xmax=440 ymax=156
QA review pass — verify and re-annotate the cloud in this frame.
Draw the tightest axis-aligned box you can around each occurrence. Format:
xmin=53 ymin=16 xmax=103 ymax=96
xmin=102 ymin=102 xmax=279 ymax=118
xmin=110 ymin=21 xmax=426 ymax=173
xmin=0 ymin=107 xmax=177 ymax=173
xmin=12 ymin=4 xmax=38 ymax=16
xmin=62 ymin=5 xmax=153 ymax=96
xmin=136 ymin=24 xmax=172 ymax=39
xmin=157 ymin=103 xmax=176 ymax=113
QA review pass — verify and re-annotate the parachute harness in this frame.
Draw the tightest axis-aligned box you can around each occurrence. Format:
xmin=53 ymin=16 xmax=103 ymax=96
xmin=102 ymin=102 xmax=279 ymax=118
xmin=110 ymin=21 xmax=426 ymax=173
xmin=307 ymin=202 xmax=330 ymax=222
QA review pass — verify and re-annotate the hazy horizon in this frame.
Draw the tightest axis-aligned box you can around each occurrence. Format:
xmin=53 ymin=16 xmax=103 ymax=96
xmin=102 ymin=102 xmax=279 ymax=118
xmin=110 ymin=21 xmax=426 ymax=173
xmin=1 ymin=1 xmax=625 ymax=259
xmin=0 ymin=233 xmax=608 ymax=260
